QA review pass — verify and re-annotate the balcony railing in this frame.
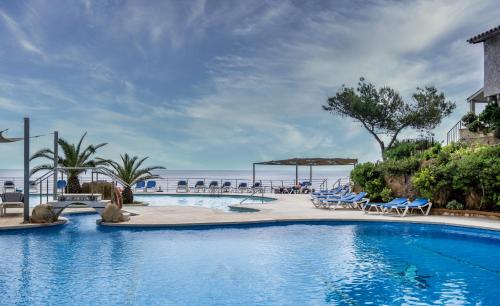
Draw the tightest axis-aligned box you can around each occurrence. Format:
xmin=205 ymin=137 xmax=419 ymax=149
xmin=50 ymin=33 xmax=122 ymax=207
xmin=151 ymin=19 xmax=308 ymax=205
xmin=446 ymin=120 xmax=465 ymax=144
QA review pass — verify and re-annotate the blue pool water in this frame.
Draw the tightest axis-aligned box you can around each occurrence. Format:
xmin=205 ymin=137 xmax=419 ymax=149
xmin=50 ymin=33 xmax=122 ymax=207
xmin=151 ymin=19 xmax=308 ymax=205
xmin=0 ymin=214 xmax=499 ymax=305
xmin=134 ymin=194 xmax=274 ymax=211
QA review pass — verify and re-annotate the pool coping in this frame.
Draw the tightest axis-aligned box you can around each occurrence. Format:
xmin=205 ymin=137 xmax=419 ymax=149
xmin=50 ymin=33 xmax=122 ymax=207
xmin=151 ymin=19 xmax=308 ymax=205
xmin=95 ymin=194 xmax=500 ymax=231
xmin=98 ymin=215 xmax=500 ymax=232
xmin=0 ymin=217 xmax=68 ymax=231
xmin=2 ymin=194 xmax=499 ymax=232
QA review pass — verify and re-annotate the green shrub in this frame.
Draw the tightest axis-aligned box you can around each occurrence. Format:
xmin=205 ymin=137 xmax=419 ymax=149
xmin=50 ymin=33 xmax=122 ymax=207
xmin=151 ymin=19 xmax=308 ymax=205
xmin=384 ymin=142 xmax=418 ymax=160
xmin=463 ymin=103 xmax=500 ymax=136
xmin=351 ymin=162 xmax=385 ymax=199
xmin=380 ymin=187 xmax=393 ymax=202
xmin=461 ymin=112 xmax=477 ymax=125
xmin=381 ymin=156 xmax=421 ymax=175
xmin=413 ymin=144 xmax=500 ymax=209
xmin=446 ymin=200 xmax=464 ymax=210
xmin=478 ymin=102 xmax=500 ymax=136
xmin=421 ymin=144 xmax=442 ymax=160
xmin=467 ymin=119 xmax=485 ymax=133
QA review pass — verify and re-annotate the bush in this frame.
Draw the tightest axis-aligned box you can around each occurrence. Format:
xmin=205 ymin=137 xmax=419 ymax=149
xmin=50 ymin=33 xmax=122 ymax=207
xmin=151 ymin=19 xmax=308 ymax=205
xmin=351 ymin=162 xmax=385 ymax=200
xmin=384 ymin=142 xmax=418 ymax=160
xmin=463 ymin=103 xmax=500 ymax=136
xmin=446 ymin=200 xmax=464 ymax=210
xmin=467 ymin=119 xmax=485 ymax=133
xmin=478 ymin=102 xmax=500 ymax=137
xmin=382 ymin=156 xmax=421 ymax=175
xmin=461 ymin=112 xmax=477 ymax=125
xmin=351 ymin=142 xmax=499 ymax=211
xmin=380 ymin=187 xmax=393 ymax=202
xmin=412 ymin=144 xmax=500 ymax=210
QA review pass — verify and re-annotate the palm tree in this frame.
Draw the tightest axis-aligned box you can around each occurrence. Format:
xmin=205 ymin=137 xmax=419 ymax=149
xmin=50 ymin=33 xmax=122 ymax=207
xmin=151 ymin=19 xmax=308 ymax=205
xmin=102 ymin=153 xmax=165 ymax=204
xmin=30 ymin=132 xmax=110 ymax=193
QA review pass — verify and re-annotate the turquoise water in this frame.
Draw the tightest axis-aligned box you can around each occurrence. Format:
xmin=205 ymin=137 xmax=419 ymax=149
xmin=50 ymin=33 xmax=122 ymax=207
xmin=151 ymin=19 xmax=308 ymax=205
xmin=134 ymin=194 xmax=274 ymax=211
xmin=0 ymin=214 xmax=499 ymax=305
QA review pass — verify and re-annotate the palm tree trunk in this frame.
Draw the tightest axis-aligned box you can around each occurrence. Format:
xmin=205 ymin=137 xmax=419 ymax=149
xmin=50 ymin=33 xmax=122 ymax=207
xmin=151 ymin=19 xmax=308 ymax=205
xmin=122 ymin=186 xmax=134 ymax=204
xmin=67 ymin=175 xmax=81 ymax=193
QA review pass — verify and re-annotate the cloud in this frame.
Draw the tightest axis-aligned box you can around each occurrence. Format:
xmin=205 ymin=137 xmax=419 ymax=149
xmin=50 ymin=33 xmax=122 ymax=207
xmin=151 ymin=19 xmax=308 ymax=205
xmin=0 ymin=0 xmax=499 ymax=169
xmin=0 ymin=9 xmax=45 ymax=58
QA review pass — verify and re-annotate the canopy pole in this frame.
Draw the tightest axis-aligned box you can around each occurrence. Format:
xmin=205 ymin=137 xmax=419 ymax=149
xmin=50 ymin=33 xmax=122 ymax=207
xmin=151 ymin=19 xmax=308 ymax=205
xmin=23 ymin=117 xmax=30 ymax=223
xmin=309 ymin=165 xmax=312 ymax=183
xmin=53 ymin=131 xmax=58 ymax=200
xmin=295 ymin=162 xmax=298 ymax=185
xmin=252 ymin=163 xmax=256 ymax=185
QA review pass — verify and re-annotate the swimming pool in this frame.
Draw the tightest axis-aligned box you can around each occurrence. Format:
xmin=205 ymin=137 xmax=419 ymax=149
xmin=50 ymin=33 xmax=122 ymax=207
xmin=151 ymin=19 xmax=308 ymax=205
xmin=0 ymin=214 xmax=499 ymax=305
xmin=134 ymin=194 xmax=275 ymax=211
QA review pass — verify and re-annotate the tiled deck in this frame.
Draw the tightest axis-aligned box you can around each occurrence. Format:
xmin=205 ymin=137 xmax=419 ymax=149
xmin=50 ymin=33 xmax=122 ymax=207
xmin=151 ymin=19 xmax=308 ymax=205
xmin=104 ymin=194 xmax=500 ymax=231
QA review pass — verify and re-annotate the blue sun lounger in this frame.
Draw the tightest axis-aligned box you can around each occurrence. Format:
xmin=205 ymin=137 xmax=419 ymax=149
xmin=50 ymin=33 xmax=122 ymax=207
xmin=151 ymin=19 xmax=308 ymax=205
xmin=176 ymin=180 xmax=189 ymax=192
xmin=335 ymin=192 xmax=368 ymax=210
xmin=320 ymin=192 xmax=367 ymax=210
xmin=194 ymin=181 xmax=205 ymax=192
xmin=221 ymin=181 xmax=232 ymax=192
xmin=313 ymin=191 xmax=354 ymax=208
xmin=363 ymin=197 xmax=408 ymax=214
xmin=237 ymin=182 xmax=249 ymax=193
xmin=146 ymin=180 xmax=157 ymax=192
xmin=208 ymin=181 xmax=219 ymax=193
xmin=135 ymin=180 xmax=146 ymax=192
xmin=384 ymin=198 xmax=432 ymax=217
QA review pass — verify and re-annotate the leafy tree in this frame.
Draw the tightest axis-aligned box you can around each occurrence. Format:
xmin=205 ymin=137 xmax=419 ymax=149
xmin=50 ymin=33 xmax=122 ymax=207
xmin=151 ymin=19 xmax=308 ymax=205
xmin=323 ymin=78 xmax=455 ymax=159
xmin=101 ymin=153 xmax=165 ymax=204
xmin=30 ymin=132 xmax=109 ymax=193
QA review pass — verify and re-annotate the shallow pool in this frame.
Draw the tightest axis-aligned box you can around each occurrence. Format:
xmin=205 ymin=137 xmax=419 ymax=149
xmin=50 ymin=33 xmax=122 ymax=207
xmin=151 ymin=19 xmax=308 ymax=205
xmin=134 ymin=194 xmax=274 ymax=211
xmin=0 ymin=214 xmax=499 ymax=305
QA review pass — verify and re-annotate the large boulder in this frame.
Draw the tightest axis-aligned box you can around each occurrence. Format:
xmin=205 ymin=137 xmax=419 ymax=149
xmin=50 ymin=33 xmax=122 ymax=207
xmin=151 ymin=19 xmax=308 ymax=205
xmin=384 ymin=175 xmax=416 ymax=198
xmin=30 ymin=204 xmax=58 ymax=223
xmin=101 ymin=203 xmax=130 ymax=223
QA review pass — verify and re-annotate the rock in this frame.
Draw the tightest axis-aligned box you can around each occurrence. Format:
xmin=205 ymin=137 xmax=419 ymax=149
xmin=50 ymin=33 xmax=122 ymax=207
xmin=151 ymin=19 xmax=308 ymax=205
xmin=101 ymin=203 xmax=130 ymax=223
xmin=384 ymin=175 xmax=416 ymax=198
xmin=30 ymin=204 xmax=58 ymax=223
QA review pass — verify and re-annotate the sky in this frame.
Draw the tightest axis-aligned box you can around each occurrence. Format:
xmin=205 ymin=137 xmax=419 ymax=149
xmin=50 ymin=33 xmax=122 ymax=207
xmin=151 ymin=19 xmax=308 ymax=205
xmin=0 ymin=0 xmax=498 ymax=170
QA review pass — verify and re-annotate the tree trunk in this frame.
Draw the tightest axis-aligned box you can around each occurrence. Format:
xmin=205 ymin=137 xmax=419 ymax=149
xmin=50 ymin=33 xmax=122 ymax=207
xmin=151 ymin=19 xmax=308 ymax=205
xmin=122 ymin=186 xmax=134 ymax=204
xmin=67 ymin=175 xmax=81 ymax=193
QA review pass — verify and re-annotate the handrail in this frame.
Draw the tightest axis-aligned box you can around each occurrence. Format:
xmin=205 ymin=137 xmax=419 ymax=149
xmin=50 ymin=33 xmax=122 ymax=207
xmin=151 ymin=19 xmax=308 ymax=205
xmin=446 ymin=120 xmax=464 ymax=144
xmin=239 ymin=189 xmax=264 ymax=205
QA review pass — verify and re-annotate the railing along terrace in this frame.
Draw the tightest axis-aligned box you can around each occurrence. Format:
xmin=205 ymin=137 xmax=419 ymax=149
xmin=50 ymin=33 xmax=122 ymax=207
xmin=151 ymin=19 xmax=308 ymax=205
xmin=446 ymin=120 xmax=465 ymax=144
xmin=0 ymin=176 xmax=342 ymax=194
xmin=145 ymin=177 xmax=331 ymax=193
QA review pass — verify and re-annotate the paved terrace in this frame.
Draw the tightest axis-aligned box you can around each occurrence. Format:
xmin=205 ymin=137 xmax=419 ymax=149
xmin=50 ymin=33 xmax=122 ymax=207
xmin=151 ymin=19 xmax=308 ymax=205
xmin=1 ymin=194 xmax=499 ymax=231
xmin=105 ymin=193 xmax=500 ymax=231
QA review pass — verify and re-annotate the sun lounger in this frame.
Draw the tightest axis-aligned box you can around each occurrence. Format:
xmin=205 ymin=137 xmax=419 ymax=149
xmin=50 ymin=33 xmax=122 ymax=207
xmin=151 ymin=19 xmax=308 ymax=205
xmin=0 ymin=192 xmax=24 ymax=216
xmin=29 ymin=180 xmax=38 ymax=193
xmin=237 ymin=182 xmax=249 ymax=193
xmin=252 ymin=182 xmax=263 ymax=193
xmin=176 ymin=180 xmax=189 ymax=192
xmin=363 ymin=197 xmax=408 ymax=214
xmin=194 ymin=181 xmax=205 ymax=192
xmin=3 ymin=180 xmax=15 ymax=193
xmin=145 ymin=180 xmax=157 ymax=192
xmin=320 ymin=192 xmax=367 ymax=210
xmin=57 ymin=180 xmax=67 ymax=194
xmin=221 ymin=181 xmax=232 ymax=192
xmin=384 ymin=198 xmax=432 ymax=217
xmin=208 ymin=181 xmax=219 ymax=193
xmin=135 ymin=181 xmax=146 ymax=192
